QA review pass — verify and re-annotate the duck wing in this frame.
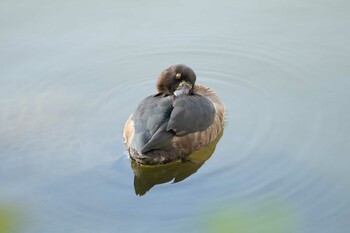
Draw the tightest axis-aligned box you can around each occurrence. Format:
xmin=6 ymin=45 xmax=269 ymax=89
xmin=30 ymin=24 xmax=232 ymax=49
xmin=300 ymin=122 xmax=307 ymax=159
xmin=130 ymin=95 xmax=175 ymax=153
xmin=166 ymin=95 xmax=216 ymax=136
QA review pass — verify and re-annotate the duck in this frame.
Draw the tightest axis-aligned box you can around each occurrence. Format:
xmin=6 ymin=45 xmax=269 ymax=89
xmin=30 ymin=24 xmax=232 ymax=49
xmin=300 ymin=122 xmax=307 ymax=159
xmin=123 ymin=64 xmax=225 ymax=165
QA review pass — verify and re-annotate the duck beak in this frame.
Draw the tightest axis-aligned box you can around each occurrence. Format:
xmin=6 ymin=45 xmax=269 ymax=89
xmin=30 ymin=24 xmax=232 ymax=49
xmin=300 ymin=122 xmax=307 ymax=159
xmin=174 ymin=81 xmax=192 ymax=96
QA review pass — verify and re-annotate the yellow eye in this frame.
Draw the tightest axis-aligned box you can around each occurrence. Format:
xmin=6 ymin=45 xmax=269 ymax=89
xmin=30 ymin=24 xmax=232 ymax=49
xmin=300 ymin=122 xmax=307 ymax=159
xmin=175 ymin=73 xmax=181 ymax=79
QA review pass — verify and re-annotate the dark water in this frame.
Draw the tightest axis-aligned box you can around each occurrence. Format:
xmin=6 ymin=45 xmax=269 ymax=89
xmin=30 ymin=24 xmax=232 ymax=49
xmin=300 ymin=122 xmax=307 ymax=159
xmin=1 ymin=0 xmax=350 ymax=232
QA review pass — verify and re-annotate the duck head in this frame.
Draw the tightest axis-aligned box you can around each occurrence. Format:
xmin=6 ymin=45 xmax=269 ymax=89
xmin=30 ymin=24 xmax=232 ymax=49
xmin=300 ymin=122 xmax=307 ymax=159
xmin=156 ymin=64 xmax=196 ymax=96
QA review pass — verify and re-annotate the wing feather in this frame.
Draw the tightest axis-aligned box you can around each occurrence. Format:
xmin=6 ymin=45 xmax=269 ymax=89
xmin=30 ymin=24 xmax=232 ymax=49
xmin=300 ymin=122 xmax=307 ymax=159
xmin=130 ymin=95 xmax=174 ymax=153
xmin=166 ymin=95 xmax=215 ymax=136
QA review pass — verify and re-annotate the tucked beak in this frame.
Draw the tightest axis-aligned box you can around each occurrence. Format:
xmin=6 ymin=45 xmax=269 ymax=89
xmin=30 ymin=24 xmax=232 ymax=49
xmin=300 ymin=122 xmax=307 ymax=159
xmin=174 ymin=81 xmax=192 ymax=96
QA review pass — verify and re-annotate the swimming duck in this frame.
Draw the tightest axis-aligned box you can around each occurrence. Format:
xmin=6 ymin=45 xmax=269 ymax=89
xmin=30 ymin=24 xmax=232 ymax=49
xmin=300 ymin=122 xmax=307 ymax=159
xmin=123 ymin=64 xmax=225 ymax=165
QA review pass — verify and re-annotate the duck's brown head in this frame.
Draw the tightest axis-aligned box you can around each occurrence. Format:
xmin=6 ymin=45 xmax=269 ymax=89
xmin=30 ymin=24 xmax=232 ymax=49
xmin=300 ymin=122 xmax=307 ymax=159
xmin=156 ymin=64 xmax=196 ymax=96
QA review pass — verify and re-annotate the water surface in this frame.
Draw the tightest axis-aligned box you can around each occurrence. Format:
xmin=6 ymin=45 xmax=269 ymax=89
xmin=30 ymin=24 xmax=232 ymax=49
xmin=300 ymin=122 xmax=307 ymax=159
xmin=1 ymin=0 xmax=350 ymax=232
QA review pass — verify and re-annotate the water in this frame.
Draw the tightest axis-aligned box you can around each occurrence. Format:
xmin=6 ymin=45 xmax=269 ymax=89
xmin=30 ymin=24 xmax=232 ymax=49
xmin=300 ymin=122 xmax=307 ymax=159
xmin=1 ymin=0 xmax=350 ymax=232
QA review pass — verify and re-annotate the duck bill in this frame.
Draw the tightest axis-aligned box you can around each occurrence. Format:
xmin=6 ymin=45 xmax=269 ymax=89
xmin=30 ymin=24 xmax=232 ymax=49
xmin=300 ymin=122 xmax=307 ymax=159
xmin=174 ymin=81 xmax=192 ymax=96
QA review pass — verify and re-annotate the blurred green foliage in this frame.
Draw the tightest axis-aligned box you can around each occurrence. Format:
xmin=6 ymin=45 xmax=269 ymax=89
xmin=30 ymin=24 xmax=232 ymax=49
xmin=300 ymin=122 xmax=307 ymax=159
xmin=0 ymin=205 xmax=20 ymax=233
xmin=205 ymin=201 xmax=300 ymax=233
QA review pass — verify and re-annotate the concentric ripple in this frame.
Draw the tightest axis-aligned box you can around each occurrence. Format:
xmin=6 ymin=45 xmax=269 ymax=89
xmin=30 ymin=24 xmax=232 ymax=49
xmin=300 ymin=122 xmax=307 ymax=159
xmin=1 ymin=24 xmax=350 ymax=233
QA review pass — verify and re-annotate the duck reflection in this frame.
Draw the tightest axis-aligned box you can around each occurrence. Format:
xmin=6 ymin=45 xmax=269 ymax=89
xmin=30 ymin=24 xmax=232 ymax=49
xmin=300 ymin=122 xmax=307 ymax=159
xmin=131 ymin=131 xmax=223 ymax=196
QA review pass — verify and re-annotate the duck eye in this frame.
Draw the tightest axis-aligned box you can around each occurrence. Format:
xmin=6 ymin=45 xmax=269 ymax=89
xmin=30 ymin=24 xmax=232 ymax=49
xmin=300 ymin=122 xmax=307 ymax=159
xmin=175 ymin=73 xmax=182 ymax=79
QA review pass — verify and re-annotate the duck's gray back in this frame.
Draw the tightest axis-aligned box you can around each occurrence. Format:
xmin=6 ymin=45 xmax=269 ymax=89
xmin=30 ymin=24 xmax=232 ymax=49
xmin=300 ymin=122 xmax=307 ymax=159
xmin=130 ymin=94 xmax=216 ymax=155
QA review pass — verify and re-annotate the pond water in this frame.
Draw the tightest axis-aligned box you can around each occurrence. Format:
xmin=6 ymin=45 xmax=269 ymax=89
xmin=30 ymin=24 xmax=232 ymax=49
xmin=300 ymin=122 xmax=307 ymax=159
xmin=1 ymin=0 xmax=350 ymax=232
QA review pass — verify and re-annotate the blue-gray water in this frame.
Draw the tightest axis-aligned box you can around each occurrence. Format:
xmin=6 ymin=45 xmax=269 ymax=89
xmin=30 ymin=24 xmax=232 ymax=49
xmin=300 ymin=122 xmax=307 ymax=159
xmin=1 ymin=0 xmax=350 ymax=232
